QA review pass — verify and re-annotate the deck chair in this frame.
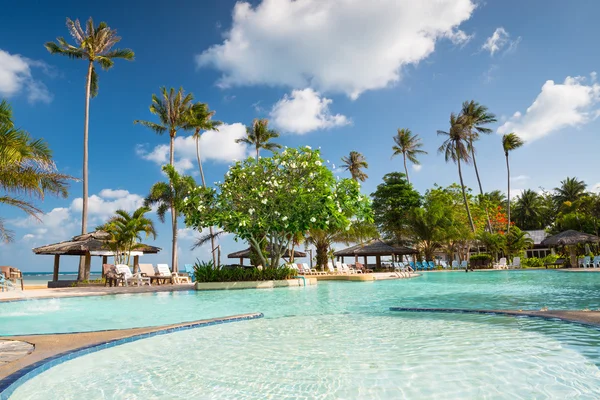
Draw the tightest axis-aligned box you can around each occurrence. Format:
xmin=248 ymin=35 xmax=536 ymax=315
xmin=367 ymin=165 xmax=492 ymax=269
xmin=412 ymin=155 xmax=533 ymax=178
xmin=440 ymin=261 xmax=448 ymax=269
xmin=343 ymin=263 xmax=361 ymax=274
xmin=592 ymin=256 xmax=600 ymax=268
xmin=451 ymin=260 xmax=459 ymax=270
xmin=428 ymin=261 xmax=436 ymax=270
xmin=115 ymin=264 xmax=151 ymax=286
xmin=326 ymin=262 xmax=337 ymax=275
xmin=335 ymin=261 xmax=347 ymax=274
xmin=0 ymin=273 xmax=16 ymax=292
xmin=511 ymin=257 xmax=521 ymax=269
xmin=157 ymin=264 xmax=190 ymax=284
xmin=355 ymin=262 xmax=373 ymax=273
xmin=581 ymin=256 xmax=592 ymax=268
xmin=494 ymin=258 xmax=507 ymax=270
xmin=460 ymin=260 xmax=469 ymax=270
xmin=303 ymin=263 xmax=325 ymax=275
xmin=103 ymin=264 xmax=121 ymax=287
xmin=138 ymin=263 xmax=162 ymax=285
xmin=184 ymin=264 xmax=196 ymax=282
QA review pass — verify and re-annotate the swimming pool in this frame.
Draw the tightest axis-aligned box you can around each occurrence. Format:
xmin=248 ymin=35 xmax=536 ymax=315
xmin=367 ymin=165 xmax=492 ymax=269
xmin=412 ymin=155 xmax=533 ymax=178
xmin=4 ymin=271 xmax=600 ymax=399
xmin=2 ymin=270 xmax=599 ymax=336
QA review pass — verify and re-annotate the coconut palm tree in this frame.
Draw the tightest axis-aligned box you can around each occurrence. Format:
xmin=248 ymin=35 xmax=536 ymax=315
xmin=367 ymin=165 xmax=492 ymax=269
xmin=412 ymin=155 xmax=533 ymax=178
xmin=437 ymin=113 xmax=475 ymax=232
xmin=461 ymin=100 xmax=497 ymax=231
xmin=144 ymin=165 xmax=196 ymax=271
xmin=391 ymin=128 xmax=427 ymax=184
xmin=135 ymin=87 xmax=195 ymax=271
xmin=502 ymin=132 xmax=524 ymax=233
xmin=45 ymin=17 xmax=134 ymax=247
xmin=341 ymin=151 xmax=368 ymax=182
xmin=235 ymin=119 xmax=281 ymax=161
xmin=186 ymin=102 xmax=222 ymax=266
xmin=513 ymin=189 xmax=543 ymax=230
xmin=554 ymin=177 xmax=587 ymax=206
xmin=98 ymin=206 xmax=156 ymax=269
xmin=0 ymin=100 xmax=72 ymax=243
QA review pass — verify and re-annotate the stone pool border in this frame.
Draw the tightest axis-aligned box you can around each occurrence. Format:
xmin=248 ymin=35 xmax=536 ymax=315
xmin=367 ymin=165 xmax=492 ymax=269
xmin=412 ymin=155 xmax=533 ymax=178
xmin=195 ymin=278 xmax=318 ymax=290
xmin=0 ymin=312 xmax=263 ymax=400
xmin=389 ymin=307 xmax=600 ymax=328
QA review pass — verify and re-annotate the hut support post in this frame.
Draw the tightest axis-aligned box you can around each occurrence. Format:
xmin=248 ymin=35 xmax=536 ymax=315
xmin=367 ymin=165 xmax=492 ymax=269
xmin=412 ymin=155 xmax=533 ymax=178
xmin=101 ymin=256 xmax=107 ymax=278
xmin=376 ymin=255 xmax=381 ymax=269
xmin=569 ymin=246 xmax=577 ymax=268
xmin=133 ymin=255 xmax=140 ymax=273
xmin=84 ymin=252 xmax=91 ymax=281
xmin=52 ymin=255 xmax=60 ymax=282
xmin=364 ymin=256 xmax=367 ymax=268
xmin=355 ymin=255 xmax=358 ymax=265
xmin=240 ymin=257 xmax=243 ymax=266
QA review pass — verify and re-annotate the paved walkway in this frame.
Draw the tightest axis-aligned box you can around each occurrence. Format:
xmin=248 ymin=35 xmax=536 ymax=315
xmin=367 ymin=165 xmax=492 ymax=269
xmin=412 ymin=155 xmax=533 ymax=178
xmin=0 ymin=284 xmax=194 ymax=302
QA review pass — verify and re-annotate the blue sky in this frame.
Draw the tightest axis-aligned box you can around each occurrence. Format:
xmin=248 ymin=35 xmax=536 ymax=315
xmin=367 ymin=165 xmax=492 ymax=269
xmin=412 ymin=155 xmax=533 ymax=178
xmin=2 ymin=0 xmax=600 ymax=272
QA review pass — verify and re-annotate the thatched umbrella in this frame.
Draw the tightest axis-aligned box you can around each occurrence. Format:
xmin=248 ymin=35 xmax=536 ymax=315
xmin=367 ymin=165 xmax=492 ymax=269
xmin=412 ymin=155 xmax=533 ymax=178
xmin=541 ymin=230 xmax=600 ymax=268
xmin=32 ymin=230 xmax=161 ymax=281
xmin=227 ymin=246 xmax=306 ymax=266
xmin=334 ymin=239 xmax=418 ymax=268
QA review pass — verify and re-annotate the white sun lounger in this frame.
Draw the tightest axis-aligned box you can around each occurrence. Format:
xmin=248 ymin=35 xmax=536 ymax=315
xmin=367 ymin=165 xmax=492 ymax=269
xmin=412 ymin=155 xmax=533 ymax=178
xmin=115 ymin=264 xmax=151 ymax=286
xmin=494 ymin=258 xmax=508 ymax=270
xmin=157 ymin=264 xmax=190 ymax=284
xmin=327 ymin=262 xmax=337 ymax=275
xmin=511 ymin=257 xmax=521 ymax=269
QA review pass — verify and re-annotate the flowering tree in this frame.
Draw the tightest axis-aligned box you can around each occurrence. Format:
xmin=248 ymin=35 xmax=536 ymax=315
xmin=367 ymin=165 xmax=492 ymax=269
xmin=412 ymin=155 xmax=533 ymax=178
xmin=181 ymin=147 xmax=371 ymax=268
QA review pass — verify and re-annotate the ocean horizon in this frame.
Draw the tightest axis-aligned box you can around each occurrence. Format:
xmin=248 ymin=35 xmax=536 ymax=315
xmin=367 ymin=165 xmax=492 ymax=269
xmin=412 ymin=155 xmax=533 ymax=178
xmin=21 ymin=272 xmax=102 ymax=286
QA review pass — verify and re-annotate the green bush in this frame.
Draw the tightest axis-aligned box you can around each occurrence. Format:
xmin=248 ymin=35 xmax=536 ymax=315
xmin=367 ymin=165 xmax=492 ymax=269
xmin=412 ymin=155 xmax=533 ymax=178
xmin=194 ymin=260 xmax=296 ymax=283
xmin=469 ymin=254 xmax=493 ymax=262
xmin=542 ymin=254 xmax=559 ymax=265
xmin=522 ymin=257 xmax=544 ymax=268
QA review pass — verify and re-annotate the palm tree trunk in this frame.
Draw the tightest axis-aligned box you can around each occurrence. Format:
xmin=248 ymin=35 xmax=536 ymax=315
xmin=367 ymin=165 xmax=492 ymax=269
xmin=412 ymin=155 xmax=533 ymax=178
xmin=195 ymin=134 xmax=218 ymax=267
xmin=457 ymin=157 xmax=475 ymax=232
xmin=403 ymin=153 xmax=410 ymax=184
xmin=78 ymin=61 xmax=93 ymax=282
xmin=256 ymin=146 xmax=259 ymax=162
xmin=169 ymin=134 xmax=178 ymax=272
xmin=471 ymin=146 xmax=493 ymax=233
xmin=506 ymin=152 xmax=511 ymax=234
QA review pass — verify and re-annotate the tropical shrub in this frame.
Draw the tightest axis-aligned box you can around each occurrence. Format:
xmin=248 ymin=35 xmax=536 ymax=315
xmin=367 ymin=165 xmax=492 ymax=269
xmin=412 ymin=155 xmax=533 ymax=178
xmin=521 ymin=257 xmax=543 ymax=268
xmin=469 ymin=253 xmax=493 ymax=269
xmin=181 ymin=146 xmax=371 ymax=269
xmin=193 ymin=261 xmax=296 ymax=282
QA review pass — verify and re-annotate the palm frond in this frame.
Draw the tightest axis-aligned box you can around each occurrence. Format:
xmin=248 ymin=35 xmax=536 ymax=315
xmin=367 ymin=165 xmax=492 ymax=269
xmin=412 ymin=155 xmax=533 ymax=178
xmin=192 ymin=230 xmax=227 ymax=250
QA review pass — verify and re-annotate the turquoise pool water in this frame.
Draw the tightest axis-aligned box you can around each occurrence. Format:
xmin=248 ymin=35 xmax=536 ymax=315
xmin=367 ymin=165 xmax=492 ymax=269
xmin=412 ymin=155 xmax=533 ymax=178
xmin=10 ymin=313 xmax=600 ymax=399
xmin=1 ymin=270 xmax=599 ymax=336
xmin=4 ymin=271 xmax=600 ymax=399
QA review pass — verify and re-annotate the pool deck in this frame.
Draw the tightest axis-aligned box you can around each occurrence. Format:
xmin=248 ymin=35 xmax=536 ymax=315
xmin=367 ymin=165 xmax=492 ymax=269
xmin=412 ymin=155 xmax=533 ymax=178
xmin=0 ymin=313 xmax=261 ymax=382
xmin=0 ymin=283 xmax=194 ymax=302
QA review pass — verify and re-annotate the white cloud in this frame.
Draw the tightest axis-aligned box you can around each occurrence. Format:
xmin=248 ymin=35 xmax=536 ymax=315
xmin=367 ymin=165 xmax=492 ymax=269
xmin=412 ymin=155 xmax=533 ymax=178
xmin=497 ymin=73 xmax=600 ymax=142
xmin=592 ymin=183 xmax=600 ymax=194
xmin=137 ymin=123 xmax=249 ymax=172
xmin=412 ymin=164 xmax=423 ymax=172
xmin=270 ymin=88 xmax=349 ymax=134
xmin=196 ymin=0 xmax=476 ymax=99
xmin=510 ymin=175 xmax=529 ymax=183
xmin=0 ymin=49 xmax=52 ymax=103
xmin=72 ymin=191 xmax=145 ymax=221
xmin=509 ymin=188 xmax=524 ymax=200
xmin=481 ymin=27 xmax=520 ymax=56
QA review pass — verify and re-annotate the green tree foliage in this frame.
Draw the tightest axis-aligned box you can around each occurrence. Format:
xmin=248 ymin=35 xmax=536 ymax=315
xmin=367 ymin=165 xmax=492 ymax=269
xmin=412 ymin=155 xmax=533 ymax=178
xmin=391 ymin=128 xmax=426 ymax=184
xmin=341 ymin=151 xmax=369 ymax=182
xmin=181 ymin=147 xmax=371 ymax=268
xmin=512 ymin=189 xmax=544 ymax=230
xmin=554 ymin=177 xmax=587 ymax=207
xmin=503 ymin=226 xmax=533 ymax=263
xmin=145 ymin=165 xmax=197 ymax=271
xmin=371 ymin=172 xmax=421 ymax=244
xmin=97 ymin=207 xmax=156 ymax=268
xmin=235 ymin=118 xmax=282 ymax=161
xmin=0 ymin=100 xmax=72 ymax=243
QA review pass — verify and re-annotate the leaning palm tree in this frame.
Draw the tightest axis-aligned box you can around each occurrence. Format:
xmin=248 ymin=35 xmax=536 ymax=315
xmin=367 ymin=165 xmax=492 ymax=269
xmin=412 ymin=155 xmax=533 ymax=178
xmin=45 ymin=17 xmax=134 ymax=246
xmin=391 ymin=128 xmax=427 ymax=184
xmin=145 ymin=165 xmax=196 ymax=272
xmin=502 ymin=132 xmax=524 ymax=233
xmin=438 ymin=113 xmax=475 ymax=232
xmin=185 ymin=102 xmax=222 ymax=266
xmin=98 ymin=206 xmax=156 ymax=269
xmin=235 ymin=119 xmax=281 ymax=161
xmin=461 ymin=100 xmax=497 ymax=232
xmin=341 ymin=151 xmax=368 ymax=182
xmin=0 ymin=100 xmax=72 ymax=243
xmin=135 ymin=87 xmax=194 ymax=272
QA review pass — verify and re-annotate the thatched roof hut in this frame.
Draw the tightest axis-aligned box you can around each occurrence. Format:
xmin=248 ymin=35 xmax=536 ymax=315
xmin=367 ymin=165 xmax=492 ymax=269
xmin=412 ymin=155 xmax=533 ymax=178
xmin=228 ymin=246 xmax=306 ymax=266
xmin=541 ymin=230 xmax=600 ymax=268
xmin=32 ymin=230 xmax=161 ymax=281
xmin=334 ymin=239 xmax=417 ymax=268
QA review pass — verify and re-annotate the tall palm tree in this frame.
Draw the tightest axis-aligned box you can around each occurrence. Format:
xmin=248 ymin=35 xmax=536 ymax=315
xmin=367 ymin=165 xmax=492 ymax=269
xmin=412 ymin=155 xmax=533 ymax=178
xmin=145 ymin=165 xmax=196 ymax=272
xmin=0 ymin=100 xmax=72 ymax=243
xmin=391 ymin=128 xmax=427 ymax=184
xmin=98 ymin=206 xmax=156 ymax=269
xmin=554 ymin=177 xmax=587 ymax=205
xmin=45 ymin=18 xmax=134 ymax=279
xmin=135 ymin=87 xmax=194 ymax=272
xmin=438 ymin=113 xmax=475 ymax=232
xmin=235 ymin=119 xmax=281 ymax=161
xmin=341 ymin=151 xmax=368 ymax=182
xmin=186 ymin=102 xmax=222 ymax=266
xmin=502 ymin=132 xmax=524 ymax=233
xmin=461 ymin=100 xmax=497 ymax=232
xmin=513 ymin=189 xmax=543 ymax=230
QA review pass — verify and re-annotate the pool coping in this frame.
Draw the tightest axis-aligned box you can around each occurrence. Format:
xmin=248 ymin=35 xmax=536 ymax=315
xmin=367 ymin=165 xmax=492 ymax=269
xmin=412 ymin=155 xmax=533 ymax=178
xmin=389 ymin=307 xmax=600 ymax=328
xmin=0 ymin=312 xmax=263 ymax=399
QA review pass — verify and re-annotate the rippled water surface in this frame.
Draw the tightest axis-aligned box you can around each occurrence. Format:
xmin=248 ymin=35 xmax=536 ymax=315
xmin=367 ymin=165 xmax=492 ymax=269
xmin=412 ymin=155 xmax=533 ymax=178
xmin=2 ymin=270 xmax=600 ymax=336
xmin=10 ymin=313 xmax=600 ymax=399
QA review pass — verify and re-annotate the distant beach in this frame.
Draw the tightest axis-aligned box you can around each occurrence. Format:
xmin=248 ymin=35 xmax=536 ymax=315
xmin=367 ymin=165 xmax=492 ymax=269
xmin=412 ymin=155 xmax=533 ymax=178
xmin=22 ymin=272 xmax=102 ymax=287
